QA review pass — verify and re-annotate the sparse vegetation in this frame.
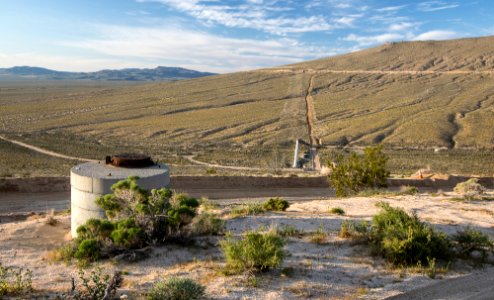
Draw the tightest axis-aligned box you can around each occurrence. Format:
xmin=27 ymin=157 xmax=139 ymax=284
xmin=65 ymin=268 xmax=122 ymax=300
xmin=328 ymin=145 xmax=390 ymax=197
xmin=339 ymin=220 xmax=368 ymax=240
xmin=229 ymin=203 xmax=265 ymax=218
xmin=399 ymin=185 xmax=419 ymax=195
xmin=190 ymin=212 xmax=225 ymax=235
xmin=147 ymin=277 xmax=205 ymax=300
xmin=277 ymin=224 xmax=301 ymax=237
xmin=0 ymin=263 xmax=32 ymax=298
xmin=220 ymin=228 xmax=285 ymax=273
xmin=451 ymin=226 xmax=493 ymax=261
xmin=48 ymin=243 xmax=77 ymax=265
xmin=454 ymin=178 xmax=486 ymax=200
xmin=309 ymin=224 xmax=328 ymax=244
xmin=45 ymin=209 xmax=59 ymax=226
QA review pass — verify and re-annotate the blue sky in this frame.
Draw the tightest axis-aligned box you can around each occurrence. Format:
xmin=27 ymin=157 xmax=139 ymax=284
xmin=0 ymin=0 xmax=493 ymax=73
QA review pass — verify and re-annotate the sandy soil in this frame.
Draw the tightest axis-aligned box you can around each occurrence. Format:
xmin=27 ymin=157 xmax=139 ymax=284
xmin=1 ymin=192 xmax=494 ymax=299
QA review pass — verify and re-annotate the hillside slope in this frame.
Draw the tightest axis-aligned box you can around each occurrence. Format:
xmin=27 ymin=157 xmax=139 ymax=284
xmin=0 ymin=36 xmax=493 ymax=169
xmin=290 ymin=36 xmax=494 ymax=72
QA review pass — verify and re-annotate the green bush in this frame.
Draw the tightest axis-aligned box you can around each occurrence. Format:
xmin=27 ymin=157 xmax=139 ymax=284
xmin=452 ymin=227 xmax=493 ymax=261
xmin=328 ymin=145 xmax=390 ymax=197
xmin=263 ymin=197 xmax=289 ymax=211
xmin=0 ymin=263 xmax=32 ymax=298
xmin=110 ymin=219 xmax=144 ymax=248
xmin=76 ymin=219 xmax=114 ymax=241
xmin=330 ymin=207 xmax=345 ymax=215
xmin=74 ymin=239 xmax=100 ymax=262
xmin=369 ymin=202 xmax=452 ymax=265
xmin=147 ymin=277 xmax=205 ymax=300
xmin=220 ymin=228 xmax=285 ymax=272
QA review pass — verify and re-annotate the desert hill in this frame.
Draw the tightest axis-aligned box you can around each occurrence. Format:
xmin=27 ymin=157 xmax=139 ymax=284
xmin=1 ymin=36 xmax=493 ymax=174
xmin=291 ymin=36 xmax=494 ymax=72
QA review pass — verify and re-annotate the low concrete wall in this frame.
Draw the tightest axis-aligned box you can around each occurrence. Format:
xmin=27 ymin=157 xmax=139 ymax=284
xmin=1 ymin=175 xmax=493 ymax=193
xmin=171 ymin=176 xmax=329 ymax=189
xmin=0 ymin=177 xmax=70 ymax=192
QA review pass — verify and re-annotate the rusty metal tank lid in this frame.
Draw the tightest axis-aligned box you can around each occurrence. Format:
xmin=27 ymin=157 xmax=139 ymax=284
xmin=105 ymin=153 xmax=155 ymax=168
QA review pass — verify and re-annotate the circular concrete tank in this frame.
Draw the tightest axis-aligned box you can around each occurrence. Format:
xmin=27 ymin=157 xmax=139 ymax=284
xmin=70 ymin=157 xmax=170 ymax=237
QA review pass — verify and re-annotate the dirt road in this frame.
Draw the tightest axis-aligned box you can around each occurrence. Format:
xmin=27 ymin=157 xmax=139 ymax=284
xmin=0 ymin=188 xmax=334 ymax=216
xmin=0 ymin=135 xmax=97 ymax=162
xmin=387 ymin=268 xmax=494 ymax=300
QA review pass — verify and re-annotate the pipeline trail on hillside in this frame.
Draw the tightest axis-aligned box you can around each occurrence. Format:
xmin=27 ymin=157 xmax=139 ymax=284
xmin=303 ymin=74 xmax=321 ymax=170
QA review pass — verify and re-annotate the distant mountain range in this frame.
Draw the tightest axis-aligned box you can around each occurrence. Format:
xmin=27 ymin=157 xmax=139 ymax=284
xmin=0 ymin=66 xmax=216 ymax=81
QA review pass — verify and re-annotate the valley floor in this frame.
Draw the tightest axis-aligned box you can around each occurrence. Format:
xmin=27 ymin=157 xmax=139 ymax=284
xmin=1 ymin=192 xmax=494 ymax=299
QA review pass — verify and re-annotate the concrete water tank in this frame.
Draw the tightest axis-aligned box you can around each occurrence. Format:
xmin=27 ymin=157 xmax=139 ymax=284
xmin=70 ymin=154 xmax=170 ymax=237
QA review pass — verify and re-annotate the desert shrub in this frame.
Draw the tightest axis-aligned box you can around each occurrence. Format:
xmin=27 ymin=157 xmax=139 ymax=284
xmin=230 ymin=203 xmax=265 ymax=218
xmin=110 ymin=219 xmax=144 ymax=248
xmin=451 ymin=227 xmax=493 ymax=261
xmin=49 ymin=243 xmax=77 ymax=264
xmin=66 ymin=268 xmax=121 ymax=300
xmin=0 ymin=263 xmax=32 ymax=298
xmin=328 ymin=145 xmax=390 ymax=197
xmin=454 ymin=178 xmax=486 ymax=200
xmin=206 ymin=167 xmax=217 ymax=175
xmin=45 ymin=209 xmax=59 ymax=226
xmin=399 ymin=185 xmax=419 ymax=195
xmin=76 ymin=219 xmax=114 ymax=241
xmin=278 ymin=224 xmax=300 ymax=237
xmin=263 ymin=197 xmax=289 ymax=211
xmin=199 ymin=197 xmax=220 ymax=210
xmin=190 ymin=212 xmax=225 ymax=235
xmin=309 ymin=224 xmax=328 ymax=244
xmin=369 ymin=202 xmax=452 ymax=265
xmin=147 ymin=277 xmax=205 ymax=300
xmin=339 ymin=220 xmax=368 ymax=240
xmin=220 ymin=228 xmax=285 ymax=272
xmin=330 ymin=207 xmax=345 ymax=215
xmin=74 ymin=239 xmax=100 ymax=262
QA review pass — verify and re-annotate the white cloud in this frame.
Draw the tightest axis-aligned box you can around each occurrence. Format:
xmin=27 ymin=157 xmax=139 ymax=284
xmin=59 ymin=24 xmax=338 ymax=72
xmin=139 ymin=0 xmax=365 ymax=35
xmin=417 ymin=1 xmax=459 ymax=12
xmin=412 ymin=30 xmax=457 ymax=40
xmin=376 ymin=5 xmax=407 ymax=12
xmin=333 ymin=16 xmax=357 ymax=26
xmin=389 ymin=22 xmax=417 ymax=31
xmin=344 ymin=33 xmax=403 ymax=46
